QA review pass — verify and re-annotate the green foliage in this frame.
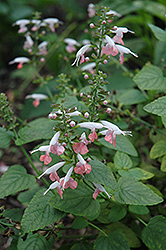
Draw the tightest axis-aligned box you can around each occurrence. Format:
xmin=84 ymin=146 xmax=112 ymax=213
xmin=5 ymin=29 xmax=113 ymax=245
xmin=0 ymin=127 xmax=14 ymax=149
xmin=70 ymin=241 xmax=93 ymax=250
xmin=150 ymin=140 xmax=166 ymax=159
xmin=71 ymin=217 xmax=88 ymax=229
xmin=142 ymin=216 xmax=166 ymax=250
xmin=21 ymin=190 xmax=63 ymax=233
xmin=94 ymin=230 xmax=130 ymax=250
xmin=0 ymin=165 xmax=36 ymax=199
xmin=108 ymin=205 xmax=127 ymax=222
xmin=149 ymin=24 xmax=166 ymax=42
xmin=49 ymin=182 xmax=100 ymax=220
xmin=128 ymin=205 xmax=149 ymax=215
xmin=114 ymin=151 xmax=133 ymax=170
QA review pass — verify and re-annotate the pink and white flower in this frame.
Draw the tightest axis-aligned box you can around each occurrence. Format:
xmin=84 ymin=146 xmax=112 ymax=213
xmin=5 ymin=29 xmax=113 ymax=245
xmin=93 ymin=182 xmax=111 ymax=199
xmin=43 ymin=18 xmax=63 ymax=32
xmin=81 ymin=62 xmax=96 ymax=74
xmin=37 ymin=161 xmax=65 ymax=179
xmin=115 ymin=44 xmax=138 ymax=64
xmin=106 ymin=10 xmax=121 ymax=17
xmin=9 ymin=57 xmax=30 ymax=69
xmin=38 ymin=41 xmax=48 ymax=55
xmin=64 ymin=38 xmax=80 ymax=53
xmin=111 ymin=26 xmax=134 ymax=45
xmin=30 ymin=145 xmax=52 ymax=165
xmin=87 ymin=3 xmax=95 ymax=18
xmin=23 ymin=33 xmax=34 ymax=50
xmin=74 ymin=154 xmax=91 ymax=175
xmin=100 ymin=120 xmax=132 ymax=147
xmin=71 ymin=44 xmax=91 ymax=67
xmin=78 ymin=122 xmax=103 ymax=142
xmin=25 ymin=93 xmax=48 ymax=107
xmin=101 ymin=35 xmax=119 ymax=56
xmin=13 ymin=19 xmax=30 ymax=33
xmin=73 ymin=132 xmax=89 ymax=155
xmin=49 ymin=131 xmax=65 ymax=156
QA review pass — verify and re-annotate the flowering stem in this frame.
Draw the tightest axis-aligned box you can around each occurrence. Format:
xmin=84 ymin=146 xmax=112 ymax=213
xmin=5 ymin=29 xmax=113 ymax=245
xmin=88 ymin=222 xmax=108 ymax=236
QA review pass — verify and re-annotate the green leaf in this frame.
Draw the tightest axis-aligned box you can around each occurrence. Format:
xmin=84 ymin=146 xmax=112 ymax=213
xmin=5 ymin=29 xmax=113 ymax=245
xmin=98 ymin=136 xmax=138 ymax=157
xmin=21 ymin=190 xmax=63 ymax=233
xmin=133 ymin=64 xmax=166 ymax=90
xmin=72 ymin=217 xmax=88 ymax=229
xmin=0 ymin=127 xmax=14 ymax=149
xmin=114 ymin=151 xmax=132 ymax=170
xmin=108 ymin=205 xmax=127 ymax=222
xmin=70 ymin=241 xmax=93 ymax=250
xmin=104 ymin=222 xmax=141 ymax=248
xmin=63 ymin=96 xmax=78 ymax=109
xmin=17 ymin=184 xmax=41 ymax=205
xmin=0 ymin=165 xmax=36 ymax=199
xmin=3 ymin=208 xmax=24 ymax=221
xmin=15 ymin=118 xmax=57 ymax=146
xmin=144 ymin=96 xmax=166 ymax=117
xmin=142 ymin=216 xmax=166 ymax=250
xmin=150 ymin=140 xmax=166 ymax=159
xmin=17 ymin=233 xmax=54 ymax=250
xmin=117 ymin=89 xmax=147 ymax=105
xmin=161 ymin=154 xmax=166 ymax=172
xmin=129 ymin=205 xmax=149 ymax=215
xmin=85 ymin=160 xmax=117 ymax=190
xmin=49 ymin=182 xmax=100 ymax=221
xmin=149 ymin=24 xmax=166 ymax=42
xmin=94 ymin=230 xmax=130 ymax=250
xmin=162 ymin=116 xmax=166 ymax=128
xmin=114 ymin=177 xmax=163 ymax=205
xmin=118 ymin=168 xmax=154 ymax=180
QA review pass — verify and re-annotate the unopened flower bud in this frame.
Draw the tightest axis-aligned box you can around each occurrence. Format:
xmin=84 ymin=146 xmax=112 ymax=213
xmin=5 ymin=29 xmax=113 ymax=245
xmin=80 ymin=92 xmax=83 ymax=97
xmin=42 ymin=30 xmax=46 ymax=35
xmin=106 ymin=108 xmax=112 ymax=114
xmin=103 ymin=59 xmax=107 ymax=64
xmin=70 ymin=121 xmax=75 ymax=127
xmin=103 ymin=100 xmax=107 ymax=105
xmin=65 ymin=133 xmax=68 ymax=137
xmin=84 ymin=112 xmax=89 ymax=118
xmin=62 ymin=142 xmax=66 ymax=147
xmin=84 ymin=74 xmax=89 ymax=79
xmin=28 ymin=49 xmax=32 ymax=53
xmin=49 ymin=112 xmax=57 ymax=119
xmin=88 ymin=95 xmax=91 ymax=99
xmin=103 ymin=20 xmax=106 ymax=24
xmin=40 ymin=57 xmax=45 ymax=62
xmin=85 ymin=57 xmax=90 ymax=62
xmin=90 ymin=23 xmax=95 ymax=28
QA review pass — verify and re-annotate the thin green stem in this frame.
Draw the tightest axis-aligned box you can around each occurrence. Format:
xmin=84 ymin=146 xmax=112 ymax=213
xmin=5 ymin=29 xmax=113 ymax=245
xmin=0 ymin=221 xmax=14 ymax=227
xmin=88 ymin=222 xmax=108 ymax=236
xmin=135 ymin=216 xmax=147 ymax=227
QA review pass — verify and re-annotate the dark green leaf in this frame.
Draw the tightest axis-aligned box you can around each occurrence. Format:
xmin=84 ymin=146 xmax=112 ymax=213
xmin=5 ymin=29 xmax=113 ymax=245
xmin=70 ymin=241 xmax=93 ymax=250
xmin=49 ymin=182 xmax=100 ymax=220
xmin=129 ymin=205 xmax=149 ymax=215
xmin=15 ymin=118 xmax=57 ymax=146
xmin=17 ymin=233 xmax=54 ymax=250
xmin=72 ymin=217 xmax=88 ymax=229
xmin=142 ymin=216 xmax=166 ymax=250
xmin=94 ymin=230 xmax=130 ymax=250
xmin=98 ymin=136 xmax=138 ymax=157
xmin=144 ymin=96 xmax=166 ymax=117
xmin=118 ymin=168 xmax=154 ymax=180
xmin=17 ymin=184 xmax=41 ymax=205
xmin=0 ymin=165 xmax=36 ymax=199
xmin=63 ymin=96 xmax=78 ymax=109
xmin=114 ymin=177 xmax=163 ymax=205
xmin=21 ymin=190 xmax=63 ymax=233
xmin=108 ymin=205 xmax=127 ymax=222
xmin=117 ymin=89 xmax=146 ymax=105
xmin=134 ymin=64 xmax=166 ymax=90
xmin=0 ymin=127 xmax=14 ymax=149
xmin=149 ymin=24 xmax=166 ymax=42
xmin=85 ymin=160 xmax=117 ymax=190
xmin=3 ymin=208 xmax=24 ymax=221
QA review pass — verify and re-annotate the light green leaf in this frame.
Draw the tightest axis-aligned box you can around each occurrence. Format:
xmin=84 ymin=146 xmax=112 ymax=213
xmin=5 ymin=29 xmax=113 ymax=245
xmin=0 ymin=165 xmax=36 ymax=199
xmin=114 ymin=177 xmax=163 ymax=205
xmin=70 ymin=241 xmax=93 ymax=250
xmin=15 ymin=118 xmax=57 ymax=146
xmin=150 ymin=140 xmax=166 ymax=159
xmin=144 ymin=96 xmax=166 ymax=117
xmin=117 ymin=89 xmax=147 ymax=105
xmin=118 ymin=168 xmax=154 ymax=180
xmin=0 ymin=127 xmax=14 ymax=149
xmin=49 ymin=182 xmax=100 ymax=221
xmin=85 ymin=160 xmax=117 ymax=190
xmin=162 ymin=116 xmax=166 ymax=128
xmin=149 ymin=24 xmax=166 ymax=42
xmin=133 ymin=64 xmax=166 ymax=90
xmin=142 ymin=216 xmax=166 ymax=250
xmin=161 ymin=155 xmax=166 ymax=172
xmin=94 ymin=231 xmax=130 ymax=250
xmin=128 ymin=205 xmax=149 ymax=215
xmin=108 ymin=205 xmax=127 ymax=222
xmin=114 ymin=151 xmax=132 ymax=170
xmin=17 ymin=233 xmax=54 ymax=250
xmin=21 ymin=190 xmax=63 ymax=233
xmin=98 ymin=136 xmax=138 ymax=157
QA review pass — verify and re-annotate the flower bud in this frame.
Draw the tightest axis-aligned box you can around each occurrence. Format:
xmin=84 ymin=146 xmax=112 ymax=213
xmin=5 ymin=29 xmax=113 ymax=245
xmin=103 ymin=100 xmax=107 ymax=105
xmin=106 ymin=108 xmax=111 ymax=114
xmin=70 ymin=121 xmax=75 ymax=127
xmin=103 ymin=20 xmax=106 ymax=24
xmin=84 ymin=74 xmax=89 ymax=79
xmin=103 ymin=59 xmax=107 ymax=64
xmin=84 ymin=112 xmax=89 ymax=118
xmin=90 ymin=23 xmax=95 ymax=28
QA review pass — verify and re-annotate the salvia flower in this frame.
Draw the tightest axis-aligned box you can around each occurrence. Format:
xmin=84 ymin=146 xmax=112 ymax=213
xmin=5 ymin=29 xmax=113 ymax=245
xmin=38 ymin=41 xmax=48 ymax=55
xmin=101 ymin=35 xmax=118 ymax=56
xmin=93 ymin=182 xmax=111 ymax=199
xmin=115 ymin=44 xmax=138 ymax=64
xmin=111 ymin=26 xmax=135 ymax=45
xmin=73 ymin=132 xmax=89 ymax=155
xmin=105 ymin=10 xmax=121 ymax=17
xmin=25 ymin=93 xmax=48 ymax=107
xmin=37 ymin=161 xmax=65 ymax=179
xmin=64 ymin=38 xmax=80 ymax=53
xmin=71 ymin=44 xmax=91 ymax=67
xmin=66 ymin=110 xmax=81 ymax=117
xmin=43 ymin=166 xmax=77 ymax=199
xmin=9 ymin=57 xmax=30 ymax=69
xmin=31 ymin=19 xmax=43 ymax=31
xmin=30 ymin=145 xmax=52 ymax=165
xmin=23 ymin=33 xmax=34 ymax=50
xmin=87 ymin=3 xmax=95 ymax=18
xmin=13 ymin=19 xmax=30 ymax=33
xmin=43 ymin=18 xmax=63 ymax=32
xmin=78 ymin=122 xmax=103 ymax=142
xmin=49 ymin=131 xmax=65 ymax=156
xmin=74 ymin=154 xmax=91 ymax=175
xmin=81 ymin=62 xmax=96 ymax=74
xmin=100 ymin=120 xmax=132 ymax=147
